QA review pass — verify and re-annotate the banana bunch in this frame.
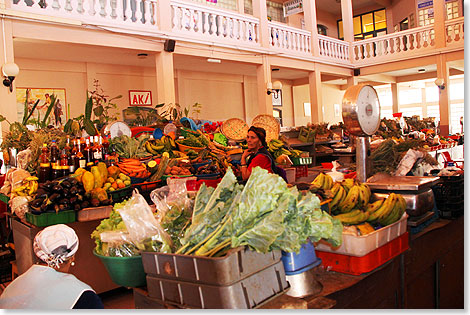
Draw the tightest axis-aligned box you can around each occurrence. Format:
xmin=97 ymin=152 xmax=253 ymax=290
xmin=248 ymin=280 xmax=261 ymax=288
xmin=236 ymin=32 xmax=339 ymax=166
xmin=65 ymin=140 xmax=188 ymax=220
xmin=310 ymin=172 xmax=334 ymax=190
xmin=366 ymin=193 xmax=407 ymax=226
xmin=334 ymin=209 xmax=369 ymax=225
xmin=145 ymin=139 xmax=165 ymax=155
xmin=12 ymin=176 xmax=39 ymax=197
xmin=289 ymin=149 xmax=304 ymax=158
xmin=327 ymin=178 xmax=371 ymax=214
xmin=267 ymin=139 xmax=292 ymax=160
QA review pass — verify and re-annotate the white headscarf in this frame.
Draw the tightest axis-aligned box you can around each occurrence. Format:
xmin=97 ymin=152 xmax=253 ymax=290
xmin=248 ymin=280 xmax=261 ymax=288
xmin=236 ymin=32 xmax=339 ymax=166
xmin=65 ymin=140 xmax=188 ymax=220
xmin=33 ymin=224 xmax=79 ymax=269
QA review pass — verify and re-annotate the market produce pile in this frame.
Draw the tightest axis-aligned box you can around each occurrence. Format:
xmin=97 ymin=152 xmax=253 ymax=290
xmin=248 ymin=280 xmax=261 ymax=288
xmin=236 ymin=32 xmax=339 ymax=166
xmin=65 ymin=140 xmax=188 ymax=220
xmin=92 ymin=167 xmax=343 ymax=257
xmin=309 ymin=173 xmax=407 ymax=236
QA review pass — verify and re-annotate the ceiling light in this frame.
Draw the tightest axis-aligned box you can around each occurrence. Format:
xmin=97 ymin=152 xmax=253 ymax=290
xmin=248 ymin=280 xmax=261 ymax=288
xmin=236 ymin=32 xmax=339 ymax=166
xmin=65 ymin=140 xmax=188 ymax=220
xmin=207 ymin=58 xmax=221 ymax=63
xmin=418 ymin=68 xmax=426 ymax=73
xmin=272 ymin=68 xmax=280 ymax=72
xmin=137 ymin=53 xmax=148 ymax=59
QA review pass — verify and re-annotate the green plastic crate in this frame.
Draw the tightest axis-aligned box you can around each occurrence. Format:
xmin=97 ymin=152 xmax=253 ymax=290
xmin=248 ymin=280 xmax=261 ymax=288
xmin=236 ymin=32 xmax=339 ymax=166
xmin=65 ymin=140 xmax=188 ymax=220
xmin=298 ymin=127 xmax=315 ymax=143
xmin=108 ymin=186 xmax=133 ymax=203
xmin=94 ymin=251 xmax=146 ymax=288
xmin=0 ymin=194 xmax=9 ymax=204
xmin=25 ymin=210 xmax=76 ymax=227
xmin=292 ymin=157 xmax=313 ymax=166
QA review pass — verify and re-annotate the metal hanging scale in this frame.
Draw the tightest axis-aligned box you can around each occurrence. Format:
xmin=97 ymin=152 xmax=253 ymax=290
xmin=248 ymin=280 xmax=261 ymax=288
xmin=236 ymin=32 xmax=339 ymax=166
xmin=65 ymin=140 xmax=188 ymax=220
xmin=342 ymin=84 xmax=381 ymax=182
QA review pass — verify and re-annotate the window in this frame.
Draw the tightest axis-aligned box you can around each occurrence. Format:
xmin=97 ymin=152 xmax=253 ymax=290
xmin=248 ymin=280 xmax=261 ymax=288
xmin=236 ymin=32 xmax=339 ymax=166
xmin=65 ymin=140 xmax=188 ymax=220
xmin=337 ymin=9 xmax=387 ymax=40
xmin=399 ymin=88 xmax=422 ymax=105
xmin=419 ymin=0 xmax=460 ymax=26
xmin=446 ymin=0 xmax=460 ymax=19
xmin=449 ymin=81 xmax=464 ymax=100
xmin=244 ymin=0 xmax=253 ymax=15
xmin=190 ymin=0 xmax=237 ymax=11
xmin=450 ymin=103 xmax=464 ymax=134
xmin=427 ymin=105 xmax=440 ymax=120
xmin=266 ymin=1 xmax=285 ymax=23
xmin=381 ymin=108 xmax=393 ymax=119
xmin=399 ymin=107 xmax=423 ymax=118
xmin=425 ymin=85 xmax=439 ymax=102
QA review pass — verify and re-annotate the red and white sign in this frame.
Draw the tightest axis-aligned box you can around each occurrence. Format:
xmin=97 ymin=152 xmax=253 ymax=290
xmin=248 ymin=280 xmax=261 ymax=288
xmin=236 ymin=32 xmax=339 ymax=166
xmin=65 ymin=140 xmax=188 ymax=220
xmin=129 ymin=90 xmax=152 ymax=106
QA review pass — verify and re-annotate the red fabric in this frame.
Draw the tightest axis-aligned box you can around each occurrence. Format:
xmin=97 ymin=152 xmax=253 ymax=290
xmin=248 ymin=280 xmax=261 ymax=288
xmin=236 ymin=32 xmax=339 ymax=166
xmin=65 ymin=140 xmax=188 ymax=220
xmin=248 ymin=154 xmax=273 ymax=174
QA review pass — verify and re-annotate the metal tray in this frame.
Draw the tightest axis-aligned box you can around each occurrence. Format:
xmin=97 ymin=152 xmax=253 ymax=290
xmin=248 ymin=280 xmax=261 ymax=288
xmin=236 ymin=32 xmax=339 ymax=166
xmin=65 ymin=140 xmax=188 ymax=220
xmin=372 ymin=188 xmax=435 ymax=217
xmin=141 ymin=246 xmax=281 ymax=286
xmin=145 ymin=260 xmax=289 ymax=309
xmin=366 ymin=174 xmax=440 ymax=192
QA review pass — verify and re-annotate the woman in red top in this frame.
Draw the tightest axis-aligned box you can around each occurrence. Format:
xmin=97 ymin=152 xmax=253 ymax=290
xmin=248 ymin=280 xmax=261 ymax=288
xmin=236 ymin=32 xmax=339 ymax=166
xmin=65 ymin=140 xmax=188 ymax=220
xmin=240 ymin=126 xmax=274 ymax=181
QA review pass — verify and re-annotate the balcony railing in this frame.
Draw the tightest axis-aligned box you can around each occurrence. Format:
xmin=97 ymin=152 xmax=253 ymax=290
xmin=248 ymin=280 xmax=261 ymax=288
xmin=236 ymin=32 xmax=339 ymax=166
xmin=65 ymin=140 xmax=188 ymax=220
xmin=351 ymin=24 xmax=436 ymax=64
xmin=318 ymin=34 xmax=349 ymax=63
xmin=268 ymin=21 xmax=311 ymax=55
xmin=171 ymin=0 xmax=259 ymax=46
xmin=445 ymin=17 xmax=464 ymax=45
xmin=7 ymin=0 xmax=465 ymax=66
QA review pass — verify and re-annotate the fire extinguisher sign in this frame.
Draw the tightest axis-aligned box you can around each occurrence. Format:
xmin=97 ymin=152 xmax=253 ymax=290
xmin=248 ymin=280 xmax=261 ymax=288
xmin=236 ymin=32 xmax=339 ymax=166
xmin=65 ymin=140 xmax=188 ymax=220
xmin=129 ymin=90 xmax=152 ymax=106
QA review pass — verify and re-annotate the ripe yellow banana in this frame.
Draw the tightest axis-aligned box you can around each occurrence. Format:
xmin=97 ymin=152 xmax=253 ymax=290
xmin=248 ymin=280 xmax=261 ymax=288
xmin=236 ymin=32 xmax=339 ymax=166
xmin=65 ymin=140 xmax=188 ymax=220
xmin=365 ymin=199 xmax=385 ymax=214
xmin=338 ymin=185 xmax=360 ymax=213
xmin=28 ymin=181 xmax=38 ymax=195
xmin=342 ymin=178 xmax=355 ymax=191
xmin=357 ymin=183 xmax=370 ymax=209
xmin=334 ymin=210 xmax=368 ymax=225
xmin=311 ymin=173 xmax=325 ymax=189
xmin=322 ymin=174 xmax=333 ymax=190
xmin=145 ymin=142 xmax=158 ymax=155
xmin=368 ymin=193 xmax=396 ymax=223
xmin=378 ymin=193 xmax=398 ymax=221
xmin=379 ymin=195 xmax=401 ymax=226
xmin=329 ymin=185 xmax=345 ymax=212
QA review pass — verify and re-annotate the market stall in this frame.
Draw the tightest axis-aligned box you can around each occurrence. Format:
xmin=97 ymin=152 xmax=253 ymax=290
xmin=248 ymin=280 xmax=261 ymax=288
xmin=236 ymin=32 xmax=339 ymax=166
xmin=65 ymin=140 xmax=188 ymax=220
xmin=0 ymin=84 xmax=463 ymax=309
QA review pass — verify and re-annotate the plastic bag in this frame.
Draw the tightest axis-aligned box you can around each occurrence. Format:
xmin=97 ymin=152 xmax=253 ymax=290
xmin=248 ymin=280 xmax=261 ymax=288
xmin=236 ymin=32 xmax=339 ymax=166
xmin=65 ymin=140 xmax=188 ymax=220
xmin=99 ymin=231 xmax=140 ymax=257
xmin=326 ymin=161 xmax=344 ymax=182
xmin=150 ymin=177 xmax=193 ymax=221
xmin=394 ymin=149 xmax=424 ymax=176
xmin=117 ymin=189 xmax=172 ymax=253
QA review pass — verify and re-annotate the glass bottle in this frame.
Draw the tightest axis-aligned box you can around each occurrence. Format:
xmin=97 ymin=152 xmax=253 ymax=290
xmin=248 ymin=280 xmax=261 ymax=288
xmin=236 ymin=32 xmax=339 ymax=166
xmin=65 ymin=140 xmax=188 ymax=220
xmin=93 ymin=135 xmax=103 ymax=163
xmin=38 ymin=144 xmax=51 ymax=183
xmin=75 ymin=141 xmax=86 ymax=170
xmin=84 ymin=138 xmax=94 ymax=170
xmin=60 ymin=149 xmax=69 ymax=177
xmin=50 ymin=139 xmax=60 ymax=168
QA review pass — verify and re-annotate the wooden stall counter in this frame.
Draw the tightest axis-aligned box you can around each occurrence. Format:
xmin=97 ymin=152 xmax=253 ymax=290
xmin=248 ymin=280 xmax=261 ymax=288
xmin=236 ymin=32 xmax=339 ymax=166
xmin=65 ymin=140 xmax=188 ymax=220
xmin=11 ymin=218 xmax=119 ymax=294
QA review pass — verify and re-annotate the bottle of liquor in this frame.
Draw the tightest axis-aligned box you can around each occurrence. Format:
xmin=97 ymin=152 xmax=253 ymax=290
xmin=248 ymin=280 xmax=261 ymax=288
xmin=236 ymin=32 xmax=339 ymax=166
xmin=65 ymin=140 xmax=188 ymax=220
xmin=93 ymin=135 xmax=103 ymax=163
xmin=75 ymin=140 xmax=86 ymax=170
xmin=60 ymin=149 xmax=69 ymax=177
xmin=38 ymin=144 xmax=51 ymax=183
xmin=69 ymin=140 xmax=77 ymax=174
xmin=64 ymin=136 xmax=72 ymax=155
xmin=84 ymin=138 xmax=94 ymax=170
xmin=50 ymin=140 xmax=60 ymax=168
xmin=79 ymin=137 xmax=86 ymax=153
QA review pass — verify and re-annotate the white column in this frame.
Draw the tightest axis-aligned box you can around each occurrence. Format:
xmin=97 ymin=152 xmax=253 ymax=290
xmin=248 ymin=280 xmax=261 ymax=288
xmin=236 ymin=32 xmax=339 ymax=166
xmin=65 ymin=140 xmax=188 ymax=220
xmin=252 ymin=0 xmax=269 ymax=47
xmin=302 ymin=0 xmax=319 ymax=57
xmin=341 ymin=0 xmax=354 ymax=61
xmin=155 ymin=51 xmax=176 ymax=105
xmin=391 ymin=83 xmax=398 ymax=114
xmin=433 ymin=0 xmax=446 ymax=48
xmin=256 ymin=56 xmax=272 ymax=115
xmin=436 ymin=54 xmax=450 ymax=135
xmin=0 ymin=19 xmax=17 ymax=130
xmin=308 ymin=69 xmax=323 ymax=123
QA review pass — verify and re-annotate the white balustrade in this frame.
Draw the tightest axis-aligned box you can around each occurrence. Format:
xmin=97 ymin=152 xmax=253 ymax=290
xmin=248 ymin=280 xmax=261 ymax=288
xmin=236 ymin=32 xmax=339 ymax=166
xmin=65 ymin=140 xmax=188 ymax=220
xmin=445 ymin=17 xmax=464 ymax=44
xmin=171 ymin=0 xmax=259 ymax=45
xmin=268 ymin=21 xmax=311 ymax=54
xmin=11 ymin=0 xmax=158 ymax=31
xmin=352 ymin=25 xmax=435 ymax=63
xmin=318 ymin=34 xmax=349 ymax=62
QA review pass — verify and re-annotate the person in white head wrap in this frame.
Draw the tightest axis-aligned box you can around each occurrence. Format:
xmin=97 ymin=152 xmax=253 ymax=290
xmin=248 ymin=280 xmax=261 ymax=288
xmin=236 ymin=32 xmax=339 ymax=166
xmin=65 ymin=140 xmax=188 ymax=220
xmin=0 ymin=224 xmax=103 ymax=309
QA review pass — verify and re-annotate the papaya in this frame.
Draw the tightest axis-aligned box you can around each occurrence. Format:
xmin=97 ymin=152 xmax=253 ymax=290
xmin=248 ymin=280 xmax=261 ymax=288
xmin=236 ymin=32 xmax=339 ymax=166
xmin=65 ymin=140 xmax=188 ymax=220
xmin=97 ymin=162 xmax=108 ymax=186
xmin=91 ymin=166 xmax=102 ymax=189
xmin=107 ymin=165 xmax=120 ymax=179
xmin=74 ymin=168 xmax=86 ymax=182
xmin=82 ymin=171 xmax=95 ymax=193
xmin=90 ymin=187 xmax=108 ymax=202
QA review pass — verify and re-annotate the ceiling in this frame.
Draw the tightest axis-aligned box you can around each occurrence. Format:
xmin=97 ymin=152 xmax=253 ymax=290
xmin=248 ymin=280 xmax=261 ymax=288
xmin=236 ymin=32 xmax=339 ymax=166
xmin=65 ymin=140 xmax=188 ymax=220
xmin=315 ymin=0 xmax=390 ymax=15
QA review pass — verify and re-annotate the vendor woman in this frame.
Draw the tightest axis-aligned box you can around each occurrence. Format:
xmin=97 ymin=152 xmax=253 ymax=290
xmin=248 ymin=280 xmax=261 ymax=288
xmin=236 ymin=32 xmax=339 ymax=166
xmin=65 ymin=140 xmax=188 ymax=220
xmin=240 ymin=126 xmax=276 ymax=181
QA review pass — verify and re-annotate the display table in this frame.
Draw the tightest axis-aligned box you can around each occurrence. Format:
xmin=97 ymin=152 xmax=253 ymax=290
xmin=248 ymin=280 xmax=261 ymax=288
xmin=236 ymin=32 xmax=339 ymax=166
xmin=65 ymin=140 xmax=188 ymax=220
xmin=11 ymin=218 xmax=119 ymax=294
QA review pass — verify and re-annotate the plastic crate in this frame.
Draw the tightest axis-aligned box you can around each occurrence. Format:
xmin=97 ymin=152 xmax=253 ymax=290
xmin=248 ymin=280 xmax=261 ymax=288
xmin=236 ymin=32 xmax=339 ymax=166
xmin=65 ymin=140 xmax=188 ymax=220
xmin=108 ymin=186 xmax=133 ymax=203
xmin=145 ymin=260 xmax=289 ymax=309
xmin=94 ymin=251 xmax=146 ymax=288
xmin=295 ymin=165 xmax=308 ymax=179
xmin=317 ymin=232 xmax=409 ymax=275
xmin=432 ymin=174 xmax=464 ymax=205
xmin=77 ymin=206 xmax=113 ymax=222
xmin=437 ymin=200 xmax=464 ymax=219
xmin=298 ymin=127 xmax=315 ymax=143
xmin=315 ymin=213 xmax=408 ymax=257
xmin=142 ymin=247 xmax=281 ymax=286
xmin=25 ymin=210 xmax=76 ymax=227
xmin=292 ymin=157 xmax=313 ymax=166
xmin=186 ymin=178 xmax=222 ymax=192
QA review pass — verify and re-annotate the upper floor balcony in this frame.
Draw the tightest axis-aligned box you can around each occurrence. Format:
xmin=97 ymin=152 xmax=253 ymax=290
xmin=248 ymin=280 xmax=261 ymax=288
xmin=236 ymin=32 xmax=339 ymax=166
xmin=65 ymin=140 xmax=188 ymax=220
xmin=3 ymin=0 xmax=464 ymax=68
